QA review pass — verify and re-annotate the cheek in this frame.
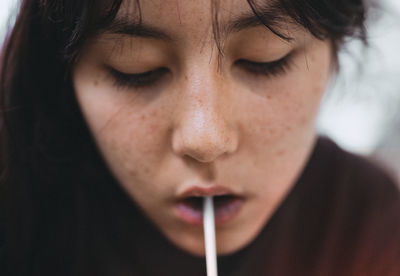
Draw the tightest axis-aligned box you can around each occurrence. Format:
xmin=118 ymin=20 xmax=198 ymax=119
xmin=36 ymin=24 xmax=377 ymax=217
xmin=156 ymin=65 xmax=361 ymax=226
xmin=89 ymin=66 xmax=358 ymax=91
xmin=244 ymin=84 xmax=323 ymax=145
xmin=73 ymin=68 xmax=169 ymax=181
xmin=97 ymin=109 xmax=169 ymax=179
xmin=241 ymin=53 xmax=330 ymax=148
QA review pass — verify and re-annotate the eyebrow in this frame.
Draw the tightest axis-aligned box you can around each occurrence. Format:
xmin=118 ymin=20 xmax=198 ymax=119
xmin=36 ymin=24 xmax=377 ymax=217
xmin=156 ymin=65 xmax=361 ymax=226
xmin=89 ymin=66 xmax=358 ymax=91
xmin=226 ymin=8 xmax=283 ymax=34
xmin=101 ymin=18 xmax=174 ymax=41
xmin=101 ymin=6 xmax=288 ymax=41
xmin=224 ymin=5 xmax=291 ymax=40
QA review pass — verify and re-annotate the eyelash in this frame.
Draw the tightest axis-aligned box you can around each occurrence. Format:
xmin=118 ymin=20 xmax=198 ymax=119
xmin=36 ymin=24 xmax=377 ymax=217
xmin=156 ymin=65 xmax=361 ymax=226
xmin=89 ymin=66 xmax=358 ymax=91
xmin=235 ymin=53 xmax=293 ymax=78
xmin=107 ymin=66 xmax=169 ymax=89
xmin=107 ymin=54 xmax=292 ymax=89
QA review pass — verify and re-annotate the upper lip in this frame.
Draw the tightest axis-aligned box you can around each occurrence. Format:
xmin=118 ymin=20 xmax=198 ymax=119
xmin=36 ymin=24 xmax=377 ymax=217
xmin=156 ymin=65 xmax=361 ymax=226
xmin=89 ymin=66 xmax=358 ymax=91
xmin=177 ymin=185 xmax=236 ymax=199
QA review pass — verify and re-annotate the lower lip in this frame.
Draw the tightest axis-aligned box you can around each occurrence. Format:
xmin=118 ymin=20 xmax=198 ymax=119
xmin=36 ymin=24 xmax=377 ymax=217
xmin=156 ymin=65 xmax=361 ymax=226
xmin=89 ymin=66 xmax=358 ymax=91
xmin=176 ymin=197 xmax=244 ymax=226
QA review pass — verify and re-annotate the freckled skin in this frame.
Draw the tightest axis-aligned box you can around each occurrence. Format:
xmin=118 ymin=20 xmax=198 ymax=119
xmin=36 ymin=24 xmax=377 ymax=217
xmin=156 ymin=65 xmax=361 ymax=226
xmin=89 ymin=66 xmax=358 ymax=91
xmin=73 ymin=0 xmax=333 ymax=256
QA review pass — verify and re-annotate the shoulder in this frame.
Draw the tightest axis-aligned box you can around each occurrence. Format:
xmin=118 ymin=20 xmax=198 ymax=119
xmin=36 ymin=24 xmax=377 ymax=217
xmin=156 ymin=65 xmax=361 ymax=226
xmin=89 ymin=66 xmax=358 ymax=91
xmin=297 ymin=135 xmax=400 ymax=217
xmin=311 ymin=136 xmax=400 ymax=231
xmin=312 ymin=136 xmax=400 ymax=274
xmin=316 ymin=136 xmax=400 ymax=205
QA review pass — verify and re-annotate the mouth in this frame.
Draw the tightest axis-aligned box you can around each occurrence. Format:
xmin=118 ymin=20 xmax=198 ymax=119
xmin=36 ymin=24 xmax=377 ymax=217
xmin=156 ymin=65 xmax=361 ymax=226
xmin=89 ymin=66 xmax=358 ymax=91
xmin=176 ymin=192 xmax=244 ymax=226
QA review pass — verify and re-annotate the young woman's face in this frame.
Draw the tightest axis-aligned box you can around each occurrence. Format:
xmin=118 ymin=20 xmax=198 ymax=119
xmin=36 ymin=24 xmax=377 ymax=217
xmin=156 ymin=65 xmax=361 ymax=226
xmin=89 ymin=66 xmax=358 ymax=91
xmin=73 ymin=0 xmax=332 ymax=256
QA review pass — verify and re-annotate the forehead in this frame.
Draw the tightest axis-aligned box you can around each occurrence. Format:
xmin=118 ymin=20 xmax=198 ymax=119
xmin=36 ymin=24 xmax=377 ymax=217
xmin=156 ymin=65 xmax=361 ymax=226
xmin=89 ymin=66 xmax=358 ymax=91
xmin=118 ymin=0 xmax=250 ymax=24
xmin=109 ymin=0 xmax=298 ymax=42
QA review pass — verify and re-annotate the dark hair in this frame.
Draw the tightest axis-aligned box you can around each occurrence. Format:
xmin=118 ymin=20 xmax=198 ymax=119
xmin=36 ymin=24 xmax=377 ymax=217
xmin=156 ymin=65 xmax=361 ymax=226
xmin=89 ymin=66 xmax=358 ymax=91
xmin=0 ymin=0 xmax=371 ymax=275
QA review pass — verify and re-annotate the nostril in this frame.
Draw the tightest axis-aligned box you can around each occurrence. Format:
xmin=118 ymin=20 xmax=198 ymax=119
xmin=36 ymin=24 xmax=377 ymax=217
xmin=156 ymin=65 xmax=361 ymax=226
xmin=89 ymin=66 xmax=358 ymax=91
xmin=185 ymin=147 xmax=224 ymax=163
xmin=172 ymin=131 xmax=236 ymax=163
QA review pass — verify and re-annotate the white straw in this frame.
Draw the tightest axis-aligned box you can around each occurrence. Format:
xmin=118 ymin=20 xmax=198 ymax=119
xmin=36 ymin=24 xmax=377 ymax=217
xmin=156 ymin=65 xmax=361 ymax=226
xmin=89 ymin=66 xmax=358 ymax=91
xmin=203 ymin=196 xmax=218 ymax=276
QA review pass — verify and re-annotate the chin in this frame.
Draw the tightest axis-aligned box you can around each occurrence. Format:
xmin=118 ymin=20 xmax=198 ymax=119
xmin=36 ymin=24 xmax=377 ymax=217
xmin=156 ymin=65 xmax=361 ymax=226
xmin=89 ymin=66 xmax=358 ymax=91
xmin=163 ymin=224 xmax=261 ymax=257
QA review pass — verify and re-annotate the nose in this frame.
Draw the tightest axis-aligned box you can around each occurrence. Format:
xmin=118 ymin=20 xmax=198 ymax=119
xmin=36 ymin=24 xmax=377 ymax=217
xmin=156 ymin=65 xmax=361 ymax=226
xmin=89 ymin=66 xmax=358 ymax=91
xmin=171 ymin=74 xmax=239 ymax=163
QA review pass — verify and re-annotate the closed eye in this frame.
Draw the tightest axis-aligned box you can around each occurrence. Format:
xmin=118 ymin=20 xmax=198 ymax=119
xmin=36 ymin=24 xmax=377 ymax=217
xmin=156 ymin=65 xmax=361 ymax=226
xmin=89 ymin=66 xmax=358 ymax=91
xmin=236 ymin=53 xmax=293 ymax=78
xmin=107 ymin=66 xmax=169 ymax=89
xmin=106 ymin=53 xmax=292 ymax=89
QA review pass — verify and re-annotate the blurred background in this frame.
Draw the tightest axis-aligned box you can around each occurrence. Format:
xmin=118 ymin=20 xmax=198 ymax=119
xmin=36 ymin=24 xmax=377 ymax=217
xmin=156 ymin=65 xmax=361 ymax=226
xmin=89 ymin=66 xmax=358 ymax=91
xmin=1 ymin=0 xmax=399 ymax=181
xmin=317 ymin=0 xmax=400 ymax=182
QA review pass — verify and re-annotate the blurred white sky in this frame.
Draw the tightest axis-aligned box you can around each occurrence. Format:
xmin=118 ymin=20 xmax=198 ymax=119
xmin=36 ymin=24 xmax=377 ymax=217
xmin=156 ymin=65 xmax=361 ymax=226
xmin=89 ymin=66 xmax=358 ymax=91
xmin=0 ymin=0 xmax=17 ymax=38
xmin=318 ymin=0 xmax=400 ymax=155
xmin=0 ymin=0 xmax=399 ymax=158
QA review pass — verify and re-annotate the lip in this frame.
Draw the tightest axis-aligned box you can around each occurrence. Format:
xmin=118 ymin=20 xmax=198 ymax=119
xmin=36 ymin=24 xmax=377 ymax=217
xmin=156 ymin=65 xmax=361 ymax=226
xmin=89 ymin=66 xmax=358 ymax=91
xmin=175 ymin=185 xmax=244 ymax=226
xmin=177 ymin=185 xmax=237 ymax=199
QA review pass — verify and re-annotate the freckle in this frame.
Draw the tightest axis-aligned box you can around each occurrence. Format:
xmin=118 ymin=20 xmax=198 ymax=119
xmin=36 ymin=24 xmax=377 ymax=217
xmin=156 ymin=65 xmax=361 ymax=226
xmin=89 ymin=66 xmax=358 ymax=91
xmin=140 ymin=114 xmax=146 ymax=120
xmin=149 ymin=123 xmax=158 ymax=132
xmin=296 ymin=114 xmax=307 ymax=125
xmin=128 ymin=169 xmax=138 ymax=178
xmin=267 ymin=95 xmax=271 ymax=100
xmin=94 ymin=80 xmax=98 ymax=86
xmin=276 ymin=150 xmax=285 ymax=156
